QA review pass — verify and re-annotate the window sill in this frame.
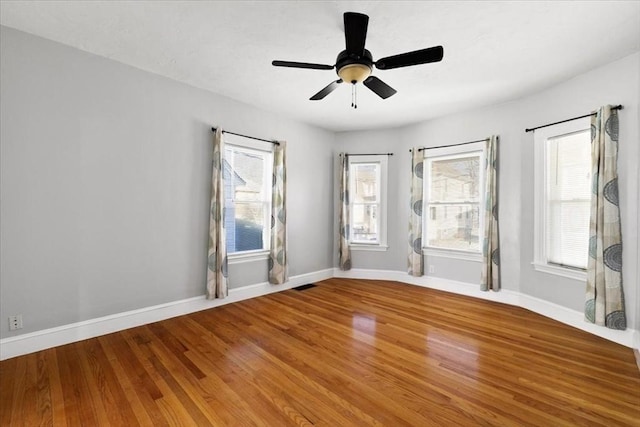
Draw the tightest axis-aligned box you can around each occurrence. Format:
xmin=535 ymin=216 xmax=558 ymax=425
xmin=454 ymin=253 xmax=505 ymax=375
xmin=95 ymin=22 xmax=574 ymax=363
xmin=350 ymin=244 xmax=389 ymax=252
xmin=422 ymin=247 xmax=482 ymax=262
xmin=532 ymin=262 xmax=586 ymax=282
xmin=228 ymin=250 xmax=269 ymax=264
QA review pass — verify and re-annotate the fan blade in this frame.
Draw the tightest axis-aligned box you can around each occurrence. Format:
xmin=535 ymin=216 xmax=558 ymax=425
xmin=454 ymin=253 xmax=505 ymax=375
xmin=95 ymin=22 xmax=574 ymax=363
xmin=344 ymin=12 xmax=369 ymax=57
xmin=310 ymin=80 xmax=343 ymax=100
xmin=363 ymin=76 xmax=396 ymax=99
xmin=272 ymin=60 xmax=334 ymax=70
xmin=375 ymin=46 xmax=444 ymax=70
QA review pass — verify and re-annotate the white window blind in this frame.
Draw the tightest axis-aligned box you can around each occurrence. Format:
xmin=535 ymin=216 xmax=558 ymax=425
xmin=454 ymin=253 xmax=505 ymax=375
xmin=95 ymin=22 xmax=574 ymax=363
xmin=545 ymin=130 xmax=591 ymax=269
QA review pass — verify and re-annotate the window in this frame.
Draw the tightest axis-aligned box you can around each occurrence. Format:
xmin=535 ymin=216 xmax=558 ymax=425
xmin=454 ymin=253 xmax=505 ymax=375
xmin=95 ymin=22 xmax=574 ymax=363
xmin=534 ymin=117 xmax=590 ymax=280
xmin=223 ymin=135 xmax=273 ymax=261
xmin=348 ymin=155 xmax=388 ymax=250
xmin=422 ymin=142 xmax=484 ymax=260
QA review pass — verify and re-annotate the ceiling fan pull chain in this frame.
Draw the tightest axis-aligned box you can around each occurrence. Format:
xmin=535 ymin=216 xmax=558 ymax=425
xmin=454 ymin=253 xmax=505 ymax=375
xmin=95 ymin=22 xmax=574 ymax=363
xmin=355 ymin=84 xmax=358 ymax=109
xmin=351 ymin=83 xmax=358 ymax=109
xmin=351 ymin=84 xmax=354 ymax=108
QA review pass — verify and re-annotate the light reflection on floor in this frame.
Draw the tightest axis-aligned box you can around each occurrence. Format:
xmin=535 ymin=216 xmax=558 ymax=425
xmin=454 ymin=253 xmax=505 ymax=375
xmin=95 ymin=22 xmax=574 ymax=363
xmin=351 ymin=313 xmax=377 ymax=346
xmin=426 ymin=330 xmax=480 ymax=380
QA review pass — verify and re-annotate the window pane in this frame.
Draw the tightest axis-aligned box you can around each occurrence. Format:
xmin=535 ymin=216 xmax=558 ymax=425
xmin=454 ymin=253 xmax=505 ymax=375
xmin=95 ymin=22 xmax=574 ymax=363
xmin=226 ymin=149 xmax=265 ymax=203
xmin=352 ymin=164 xmax=379 ymax=203
xmin=430 ymin=157 xmax=480 ymax=202
xmin=546 ymin=130 xmax=590 ymax=269
xmin=225 ymin=203 xmax=265 ymax=252
xmin=426 ymin=204 xmax=479 ymax=251
xmin=351 ymin=204 xmax=378 ymax=242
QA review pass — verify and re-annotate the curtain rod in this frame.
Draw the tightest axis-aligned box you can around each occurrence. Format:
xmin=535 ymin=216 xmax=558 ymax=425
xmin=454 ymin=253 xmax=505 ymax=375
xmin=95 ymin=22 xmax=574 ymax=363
xmin=340 ymin=153 xmax=394 ymax=156
xmin=211 ymin=127 xmax=280 ymax=145
xmin=525 ymin=105 xmax=623 ymax=133
xmin=410 ymin=138 xmax=489 ymax=152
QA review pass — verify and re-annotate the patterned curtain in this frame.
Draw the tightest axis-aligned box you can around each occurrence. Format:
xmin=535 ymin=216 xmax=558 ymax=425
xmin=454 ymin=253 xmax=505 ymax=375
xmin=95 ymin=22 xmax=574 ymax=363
xmin=206 ymin=128 xmax=228 ymax=299
xmin=269 ymin=141 xmax=288 ymax=284
xmin=586 ymin=105 xmax=626 ymax=330
xmin=338 ymin=154 xmax=351 ymax=270
xmin=408 ymin=148 xmax=424 ymax=276
xmin=481 ymin=136 xmax=500 ymax=291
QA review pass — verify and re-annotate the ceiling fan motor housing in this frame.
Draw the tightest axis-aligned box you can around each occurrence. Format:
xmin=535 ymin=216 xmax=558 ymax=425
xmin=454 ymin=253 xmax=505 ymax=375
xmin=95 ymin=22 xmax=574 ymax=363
xmin=336 ymin=49 xmax=373 ymax=84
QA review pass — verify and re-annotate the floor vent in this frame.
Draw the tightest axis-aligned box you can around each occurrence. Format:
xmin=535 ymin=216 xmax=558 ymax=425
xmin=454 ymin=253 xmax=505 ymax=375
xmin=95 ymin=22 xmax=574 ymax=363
xmin=292 ymin=283 xmax=317 ymax=291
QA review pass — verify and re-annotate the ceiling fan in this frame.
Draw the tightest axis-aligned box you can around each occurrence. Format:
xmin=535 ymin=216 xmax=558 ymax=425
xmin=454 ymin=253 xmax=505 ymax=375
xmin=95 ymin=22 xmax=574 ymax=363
xmin=272 ymin=12 xmax=444 ymax=107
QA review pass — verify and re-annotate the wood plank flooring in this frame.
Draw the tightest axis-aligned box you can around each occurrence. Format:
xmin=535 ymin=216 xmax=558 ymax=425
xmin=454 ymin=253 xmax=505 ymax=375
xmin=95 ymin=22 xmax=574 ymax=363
xmin=1 ymin=278 xmax=639 ymax=426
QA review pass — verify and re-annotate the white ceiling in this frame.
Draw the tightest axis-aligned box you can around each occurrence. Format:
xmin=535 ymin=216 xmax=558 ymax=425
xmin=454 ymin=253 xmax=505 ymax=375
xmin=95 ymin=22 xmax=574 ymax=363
xmin=1 ymin=1 xmax=639 ymax=132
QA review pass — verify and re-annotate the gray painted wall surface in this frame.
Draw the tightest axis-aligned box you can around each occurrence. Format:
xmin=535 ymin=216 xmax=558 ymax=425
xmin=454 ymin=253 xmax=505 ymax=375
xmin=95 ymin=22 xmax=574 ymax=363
xmin=0 ymin=27 xmax=336 ymax=338
xmin=336 ymin=53 xmax=640 ymax=333
xmin=2 ymin=24 xmax=638 ymax=340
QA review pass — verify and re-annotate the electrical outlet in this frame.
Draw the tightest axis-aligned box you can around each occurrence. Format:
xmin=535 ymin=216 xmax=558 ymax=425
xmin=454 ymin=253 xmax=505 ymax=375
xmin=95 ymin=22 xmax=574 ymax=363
xmin=428 ymin=265 xmax=435 ymax=274
xmin=8 ymin=315 xmax=23 ymax=331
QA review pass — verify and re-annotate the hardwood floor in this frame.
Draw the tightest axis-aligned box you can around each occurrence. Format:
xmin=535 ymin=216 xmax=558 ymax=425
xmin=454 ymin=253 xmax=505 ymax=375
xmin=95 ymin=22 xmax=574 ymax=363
xmin=2 ymin=278 xmax=639 ymax=426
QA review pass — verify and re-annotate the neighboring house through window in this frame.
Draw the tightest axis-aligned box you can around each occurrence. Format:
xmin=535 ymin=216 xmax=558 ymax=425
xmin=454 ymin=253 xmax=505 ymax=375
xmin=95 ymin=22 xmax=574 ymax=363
xmin=423 ymin=142 xmax=485 ymax=261
xmin=223 ymin=134 xmax=273 ymax=262
xmin=348 ymin=155 xmax=388 ymax=250
xmin=533 ymin=117 xmax=590 ymax=280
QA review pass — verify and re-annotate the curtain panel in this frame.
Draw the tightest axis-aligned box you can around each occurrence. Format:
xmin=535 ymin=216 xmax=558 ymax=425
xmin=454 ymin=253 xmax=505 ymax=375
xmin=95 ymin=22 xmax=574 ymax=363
xmin=481 ymin=135 xmax=500 ymax=291
xmin=586 ymin=105 xmax=626 ymax=330
xmin=206 ymin=128 xmax=229 ymax=299
xmin=408 ymin=148 xmax=424 ymax=276
xmin=338 ymin=154 xmax=351 ymax=270
xmin=269 ymin=141 xmax=288 ymax=284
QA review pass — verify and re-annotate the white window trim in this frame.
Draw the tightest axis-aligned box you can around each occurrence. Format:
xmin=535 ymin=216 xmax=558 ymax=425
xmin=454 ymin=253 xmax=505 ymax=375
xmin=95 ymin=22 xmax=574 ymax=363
xmin=224 ymin=134 xmax=274 ymax=261
xmin=422 ymin=142 xmax=485 ymax=256
xmin=530 ymin=261 xmax=586 ymax=281
xmin=350 ymin=244 xmax=389 ymax=252
xmin=348 ymin=155 xmax=388 ymax=249
xmin=228 ymin=249 xmax=270 ymax=264
xmin=533 ymin=117 xmax=589 ymax=282
xmin=423 ymin=247 xmax=482 ymax=262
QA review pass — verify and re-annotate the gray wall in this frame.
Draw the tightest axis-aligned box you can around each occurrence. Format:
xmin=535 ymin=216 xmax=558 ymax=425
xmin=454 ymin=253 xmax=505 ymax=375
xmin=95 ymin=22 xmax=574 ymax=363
xmin=0 ymin=26 xmax=336 ymax=338
xmin=332 ymin=130 xmax=407 ymax=272
xmin=336 ymin=53 xmax=640 ymax=332
xmin=2 ymin=24 xmax=638 ymax=341
xmin=518 ymin=54 xmax=638 ymax=320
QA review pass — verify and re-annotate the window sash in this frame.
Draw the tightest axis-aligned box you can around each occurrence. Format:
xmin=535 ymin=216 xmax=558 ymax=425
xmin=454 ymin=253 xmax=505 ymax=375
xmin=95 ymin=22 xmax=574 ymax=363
xmin=425 ymin=202 xmax=480 ymax=251
xmin=545 ymin=199 xmax=589 ymax=270
xmin=351 ymin=202 xmax=380 ymax=244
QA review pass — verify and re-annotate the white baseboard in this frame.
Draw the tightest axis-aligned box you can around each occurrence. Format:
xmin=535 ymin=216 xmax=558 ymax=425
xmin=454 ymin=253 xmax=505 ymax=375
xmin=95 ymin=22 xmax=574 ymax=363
xmin=334 ymin=268 xmax=639 ymax=349
xmin=2 ymin=266 xmax=636 ymax=360
xmin=0 ymin=268 xmax=333 ymax=360
xmin=334 ymin=268 xmax=521 ymax=305
xmin=518 ymin=293 xmax=637 ymax=348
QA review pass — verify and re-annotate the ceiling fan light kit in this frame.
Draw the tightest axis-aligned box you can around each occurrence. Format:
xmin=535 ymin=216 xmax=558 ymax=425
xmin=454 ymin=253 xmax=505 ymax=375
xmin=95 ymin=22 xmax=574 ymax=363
xmin=272 ymin=12 xmax=444 ymax=107
xmin=337 ymin=63 xmax=372 ymax=84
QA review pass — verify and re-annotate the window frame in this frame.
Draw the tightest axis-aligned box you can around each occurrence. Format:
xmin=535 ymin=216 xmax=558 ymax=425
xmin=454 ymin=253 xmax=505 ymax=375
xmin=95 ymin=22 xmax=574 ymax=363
xmin=347 ymin=155 xmax=389 ymax=251
xmin=533 ymin=117 xmax=590 ymax=281
xmin=223 ymin=134 xmax=274 ymax=263
xmin=422 ymin=142 xmax=485 ymax=262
